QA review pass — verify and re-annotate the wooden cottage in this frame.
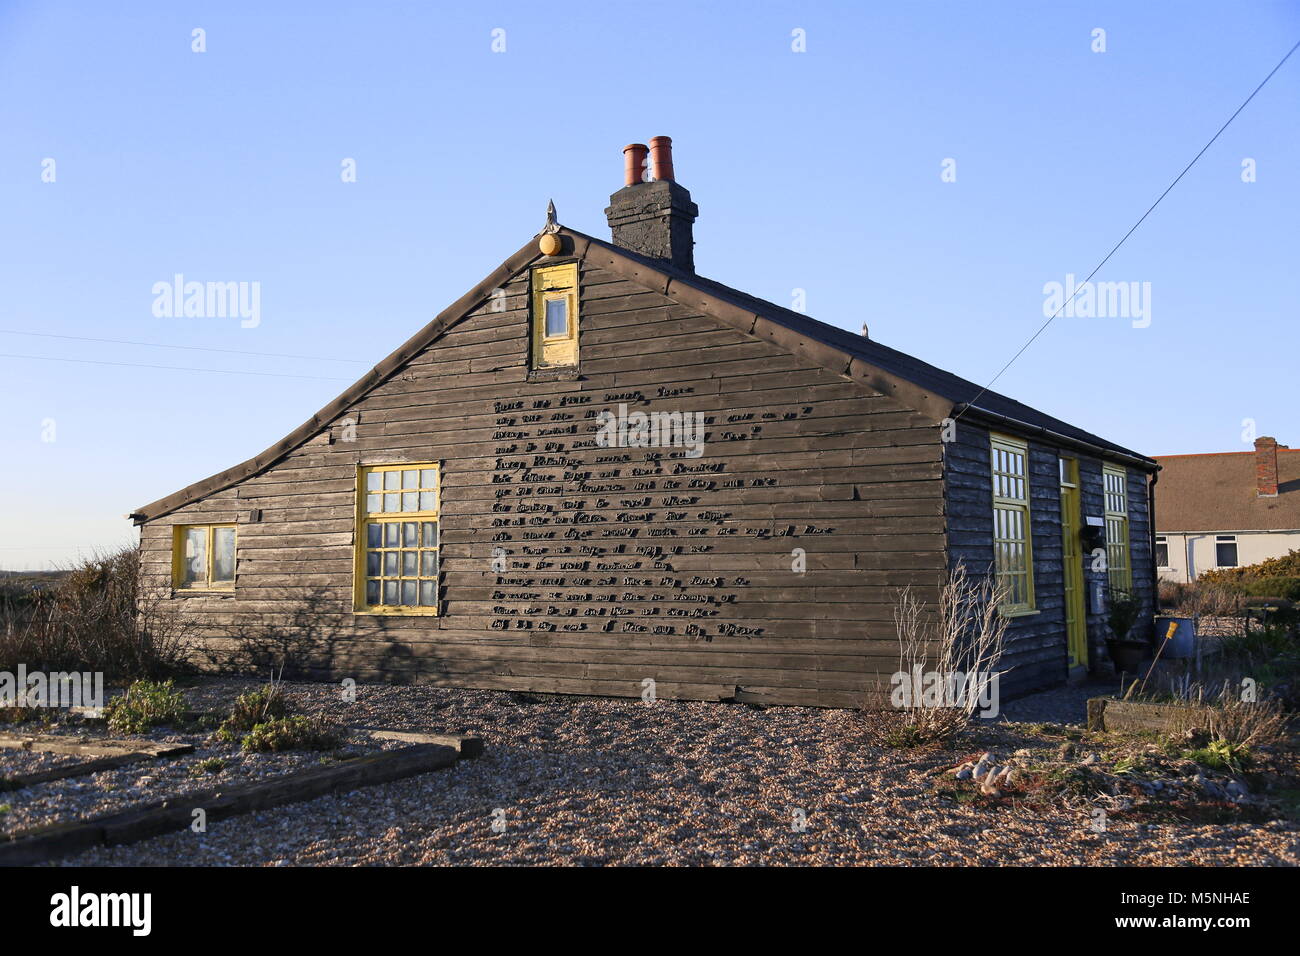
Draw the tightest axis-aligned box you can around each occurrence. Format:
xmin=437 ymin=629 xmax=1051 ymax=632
xmin=132 ymin=138 xmax=1158 ymax=706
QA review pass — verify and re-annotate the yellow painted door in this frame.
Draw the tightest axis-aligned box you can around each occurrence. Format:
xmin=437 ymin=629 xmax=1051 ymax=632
xmin=1060 ymin=459 xmax=1088 ymax=668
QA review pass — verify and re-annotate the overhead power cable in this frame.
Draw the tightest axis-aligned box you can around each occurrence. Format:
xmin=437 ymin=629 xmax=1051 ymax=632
xmin=0 ymin=328 xmax=365 ymax=364
xmin=0 ymin=352 xmax=352 ymax=381
xmin=956 ymin=37 xmax=1300 ymax=420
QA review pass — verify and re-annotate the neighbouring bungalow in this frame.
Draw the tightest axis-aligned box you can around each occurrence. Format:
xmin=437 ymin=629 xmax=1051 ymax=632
xmin=131 ymin=138 xmax=1157 ymax=706
xmin=1155 ymin=437 xmax=1299 ymax=582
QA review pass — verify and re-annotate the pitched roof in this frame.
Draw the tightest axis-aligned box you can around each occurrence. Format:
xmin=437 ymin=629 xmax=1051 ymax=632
xmin=578 ymin=232 xmax=1154 ymax=466
xmin=1154 ymin=449 xmax=1300 ymax=532
xmin=132 ymin=225 xmax=1153 ymax=523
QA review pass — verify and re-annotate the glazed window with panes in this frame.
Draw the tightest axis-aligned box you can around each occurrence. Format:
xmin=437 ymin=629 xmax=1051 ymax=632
xmin=1103 ymin=465 xmax=1131 ymax=593
xmin=990 ymin=435 xmax=1035 ymax=612
xmin=531 ymin=262 xmax=579 ymax=368
xmin=355 ymin=463 xmax=440 ymax=614
xmin=173 ymin=524 xmax=236 ymax=591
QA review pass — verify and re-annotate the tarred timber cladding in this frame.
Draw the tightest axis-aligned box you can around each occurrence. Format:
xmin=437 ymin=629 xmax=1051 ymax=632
xmin=945 ymin=420 xmax=1155 ymax=695
xmin=139 ymin=259 xmax=945 ymax=707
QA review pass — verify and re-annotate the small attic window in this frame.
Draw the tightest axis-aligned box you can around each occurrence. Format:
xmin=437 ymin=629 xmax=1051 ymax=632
xmin=531 ymin=262 xmax=578 ymax=368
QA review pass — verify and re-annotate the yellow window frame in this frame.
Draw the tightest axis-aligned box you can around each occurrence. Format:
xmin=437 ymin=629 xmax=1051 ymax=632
xmin=531 ymin=262 xmax=579 ymax=368
xmin=171 ymin=523 xmax=236 ymax=591
xmin=354 ymin=462 xmax=441 ymax=616
xmin=1103 ymin=464 xmax=1131 ymax=593
xmin=990 ymin=434 xmax=1035 ymax=613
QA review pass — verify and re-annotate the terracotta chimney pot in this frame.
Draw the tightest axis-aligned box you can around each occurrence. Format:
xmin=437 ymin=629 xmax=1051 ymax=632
xmin=649 ymin=136 xmax=675 ymax=182
xmin=623 ymin=144 xmax=649 ymax=187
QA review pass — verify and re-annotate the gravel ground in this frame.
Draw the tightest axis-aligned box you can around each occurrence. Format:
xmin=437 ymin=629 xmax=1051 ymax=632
xmin=0 ymin=683 xmax=398 ymax=835
xmin=0 ymin=749 xmax=88 ymax=778
xmin=44 ymin=679 xmax=1300 ymax=867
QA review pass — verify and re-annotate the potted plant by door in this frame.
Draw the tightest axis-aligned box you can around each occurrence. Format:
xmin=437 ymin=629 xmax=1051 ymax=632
xmin=1105 ymin=589 xmax=1147 ymax=675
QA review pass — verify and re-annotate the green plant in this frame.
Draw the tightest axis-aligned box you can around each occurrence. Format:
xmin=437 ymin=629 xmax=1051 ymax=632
xmin=1240 ymin=576 xmax=1300 ymax=602
xmin=1107 ymin=589 xmax=1142 ymax=641
xmin=1201 ymin=549 xmax=1300 ymax=587
xmin=104 ymin=679 xmax=188 ymax=735
xmin=241 ymin=715 xmax=342 ymax=753
xmin=0 ymin=803 xmax=10 ymax=815
xmin=218 ymin=682 xmax=291 ymax=737
xmin=1184 ymin=738 xmax=1252 ymax=773
xmin=0 ymin=706 xmax=42 ymax=725
xmin=1217 ymin=622 xmax=1296 ymax=665
xmin=191 ymin=757 xmax=227 ymax=776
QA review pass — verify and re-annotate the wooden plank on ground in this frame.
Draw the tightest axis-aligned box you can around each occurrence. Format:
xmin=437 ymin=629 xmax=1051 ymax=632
xmin=0 ymin=743 xmax=461 ymax=866
xmin=1087 ymin=697 xmax=1210 ymax=735
xmin=355 ymin=729 xmax=484 ymax=758
xmin=0 ymin=752 xmax=160 ymax=792
xmin=0 ymin=734 xmax=193 ymax=759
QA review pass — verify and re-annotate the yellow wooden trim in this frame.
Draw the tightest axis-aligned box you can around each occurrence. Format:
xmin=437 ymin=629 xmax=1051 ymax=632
xmin=1059 ymin=456 xmax=1088 ymax=667
xmin=530 ymin=262 xmax=579 ymax=368
xmin=172 ymin=523 xmax=236 ymax=591
xmin=1103 ymin=463 xmax=1131 ymax=593
xmin=989 ymin=433 xmax=1034 ymax=612
xmin=353 ymin=461 xmax=440 ymax=616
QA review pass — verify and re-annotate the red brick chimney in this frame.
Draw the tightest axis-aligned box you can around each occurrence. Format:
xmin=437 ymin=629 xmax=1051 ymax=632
xmin=1255 ymin=436 xmax=1280 ymax=497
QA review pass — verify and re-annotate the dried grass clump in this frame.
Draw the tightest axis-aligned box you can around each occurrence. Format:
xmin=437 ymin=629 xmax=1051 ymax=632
xmin=884 ymin=564 xmax=1010 ymax=747
xmin=0 ymin=547 xmax=190 ymax=681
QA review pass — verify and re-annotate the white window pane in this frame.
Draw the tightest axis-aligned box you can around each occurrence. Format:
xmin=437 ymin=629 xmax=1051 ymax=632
xmin=403 ymin=469 xmax=418 ymax=489
xmin=384 ymin=523 xmax=399 ymax=547
xmin=545 ymin=298 xmax=568 ymax=336
xmin=212 ymin=528 xmax=235 ymax=583
xmin=366 ymin=494 xmax=381 ymax=514
xmin=384 ymin=471 xmax=400 ymax=490
xmin=402 ymin=491 xmax=418 ymax=512
xmin=384 ymin=493 xmax=399 ymax=512
xmin=420 ymin=468 xmax=437 ymax=489
xmin=383 ymin=580 xmax=398 ymax=605
xmin=419 ymin=491 xmax=436 ymax=512
xmin=366 ymin=472 xmax=382 ymax=492
xmin=419 ymin=580 xmax=436 ymax=606
xmin=401 ymin=580 xmax=417 ymax=605
xmin=182 ymin=528 xmax=206 ymax=585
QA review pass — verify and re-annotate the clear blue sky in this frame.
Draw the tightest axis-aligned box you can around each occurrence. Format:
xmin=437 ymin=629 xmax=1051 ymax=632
xmin=2 ymin=1 xmax=1297 ymax=569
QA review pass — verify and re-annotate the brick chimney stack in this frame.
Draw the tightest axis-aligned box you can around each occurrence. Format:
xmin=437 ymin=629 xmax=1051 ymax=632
xmin=605 ymin=136 xmax=699 ymax=273
xmin=1255 ymin=436 xmax=1280 ymax=497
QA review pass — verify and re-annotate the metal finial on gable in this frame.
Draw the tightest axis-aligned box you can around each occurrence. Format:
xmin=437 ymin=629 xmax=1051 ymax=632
xmin=543 ymin=199 xmax=560 ymax=235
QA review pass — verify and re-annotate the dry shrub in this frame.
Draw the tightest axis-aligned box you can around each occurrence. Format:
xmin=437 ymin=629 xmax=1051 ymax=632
xmin=0 ymin=547 xmax=190 ymax=681
xmin=1203 ymin=687 xmax=1290 ymax=752
xmin=1171 ymin=582 xmax=1245 ymax=620
xmin=885 ymin=564 xmax=1010 ymax=747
